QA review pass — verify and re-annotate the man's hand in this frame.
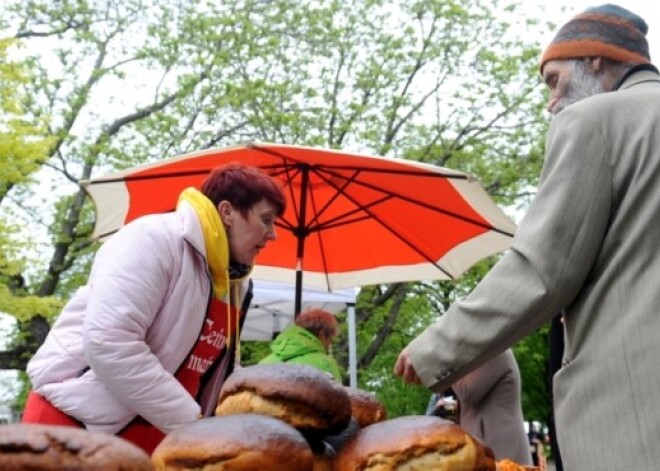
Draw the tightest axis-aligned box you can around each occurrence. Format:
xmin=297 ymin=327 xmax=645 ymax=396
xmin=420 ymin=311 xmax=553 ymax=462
xmin=393 ymin=347 xmax=422 ymax=384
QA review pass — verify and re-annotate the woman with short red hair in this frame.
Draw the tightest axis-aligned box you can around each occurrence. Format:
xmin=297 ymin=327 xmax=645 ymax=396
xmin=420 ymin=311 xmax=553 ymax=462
xmin=23 ymin=163 xmax=285 ymax=454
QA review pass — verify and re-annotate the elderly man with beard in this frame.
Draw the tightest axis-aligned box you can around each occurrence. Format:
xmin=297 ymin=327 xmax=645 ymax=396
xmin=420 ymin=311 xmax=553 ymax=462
xmin=394 ymin=4 xmax=660 ymax=470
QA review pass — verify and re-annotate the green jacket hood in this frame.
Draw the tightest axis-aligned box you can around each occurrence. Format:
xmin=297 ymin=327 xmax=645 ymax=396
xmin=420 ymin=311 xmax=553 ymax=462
xmin=259 ymin=325 xmax=342 ymax=380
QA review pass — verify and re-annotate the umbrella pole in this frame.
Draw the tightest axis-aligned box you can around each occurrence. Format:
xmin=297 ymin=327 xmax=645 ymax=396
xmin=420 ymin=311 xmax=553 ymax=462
xmin=347 ymin=303 xmax=358 ymax=387
xmin=294 ymin=267 xmax=303 ymax=316
xmin=294 ymin=165 xmax=310 ymax=317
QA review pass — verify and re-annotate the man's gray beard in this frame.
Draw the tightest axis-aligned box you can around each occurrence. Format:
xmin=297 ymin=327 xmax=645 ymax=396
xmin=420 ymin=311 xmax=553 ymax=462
xmin=552 ymin=61 xmax=607 ymax=115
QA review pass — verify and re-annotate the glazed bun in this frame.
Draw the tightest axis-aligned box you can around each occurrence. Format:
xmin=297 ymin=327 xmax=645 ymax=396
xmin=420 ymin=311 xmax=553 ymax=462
xmin=0 ymin=423 xmax=153 ymax=470
xmin=335 ymin=415 xmax=496 ymax=471
xmin=344 ymin=386 xmax=387 ymax=428
xmin=215 ymin=363 xmax=351 ymax=434
xmin=152 ymin=414 xmax=314 ymax=471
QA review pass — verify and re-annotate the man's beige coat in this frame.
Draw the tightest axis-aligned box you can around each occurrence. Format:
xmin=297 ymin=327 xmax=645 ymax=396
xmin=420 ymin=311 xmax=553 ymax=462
xmin=408 ymin=69 xmax=660 ymax=470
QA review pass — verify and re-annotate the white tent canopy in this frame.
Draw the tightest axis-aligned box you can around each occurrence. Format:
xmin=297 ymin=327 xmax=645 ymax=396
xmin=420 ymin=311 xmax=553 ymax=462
xmin=243 ymin=280 xmax=356 ymax=340
xmin=244 ymin=280 xmax=359 ymax=386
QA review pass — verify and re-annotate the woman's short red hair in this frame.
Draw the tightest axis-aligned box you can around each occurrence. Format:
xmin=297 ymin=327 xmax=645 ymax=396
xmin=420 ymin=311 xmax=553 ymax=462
xmin=295 ymin=308 xmax=339 ymax=340
xmin=201 ymin=163 xmax=286 ymax=216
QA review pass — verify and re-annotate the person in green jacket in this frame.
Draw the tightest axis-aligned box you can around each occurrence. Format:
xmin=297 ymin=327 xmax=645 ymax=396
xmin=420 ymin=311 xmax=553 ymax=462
xmin=259 ymin=308 xmax=342 ymax=381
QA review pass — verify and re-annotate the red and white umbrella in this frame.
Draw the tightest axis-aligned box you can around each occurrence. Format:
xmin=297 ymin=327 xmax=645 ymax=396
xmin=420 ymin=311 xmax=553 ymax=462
xmin=83 ymin=142 xmax=516 ymax=312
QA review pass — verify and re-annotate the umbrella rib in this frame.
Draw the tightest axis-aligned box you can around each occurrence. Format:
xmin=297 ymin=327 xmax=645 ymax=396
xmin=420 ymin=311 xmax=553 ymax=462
xmin=88 ymin=163 xmax=306 ymax=184
xmin=327 ymin=186 xmax=458 ymax=279
xmin=312 ymin=193 xmax=457 ymax=278
xmin=250 ymin=149 xmax=446 ymax=284
xmin=302 ymin=165 xmax=360 ymax=230
xmin=250 ymin=143 xmax=472 ymax=179
xmin=277 ymin=164 xmax=304 ymax=234
xmin=270 ymin=158 xmax=511 ymax=280
xmin=276 ymin=164 xmax=456 ymax=278
xmin=304 ymin=184 xmax=333 ymax=292
xmin=86 ymin=148 xmax=472 ymax=186
xmin=301 ymin=166 xmax=496 ymax=279
xmin=298 ymin=166 xmax=512 ymax=238
xmin=94 ymin=168 xmax=212 ymax=183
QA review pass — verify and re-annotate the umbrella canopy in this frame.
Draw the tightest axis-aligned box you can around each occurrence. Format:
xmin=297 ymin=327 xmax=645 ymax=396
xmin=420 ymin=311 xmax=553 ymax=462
xmin=83 ymin=142 xmax=516 ymax=312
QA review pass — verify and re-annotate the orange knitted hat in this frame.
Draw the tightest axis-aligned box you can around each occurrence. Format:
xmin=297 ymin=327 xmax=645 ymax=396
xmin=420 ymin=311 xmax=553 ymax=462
xmin=540 ymin=4 xmax=650 ymax=73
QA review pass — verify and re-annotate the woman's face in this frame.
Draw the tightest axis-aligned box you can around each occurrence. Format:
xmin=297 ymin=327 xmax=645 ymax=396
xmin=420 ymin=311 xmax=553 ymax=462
xmin=221 ymin=198 xmax=279 ymax=266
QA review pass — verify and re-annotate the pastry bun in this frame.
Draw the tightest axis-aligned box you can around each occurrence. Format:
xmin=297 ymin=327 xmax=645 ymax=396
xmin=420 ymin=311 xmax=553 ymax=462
xmin=334 ymin=415 xmax=496 ymax=471
xmin=152 ymin=414 xmax=313 ymax=471
xmin=344 ymin=386 xmax=387 ymax=428
xmin=215 ymin=364 xmax=351 ymax=434
xmin=0 ymin=423 xmax=153 ymax=470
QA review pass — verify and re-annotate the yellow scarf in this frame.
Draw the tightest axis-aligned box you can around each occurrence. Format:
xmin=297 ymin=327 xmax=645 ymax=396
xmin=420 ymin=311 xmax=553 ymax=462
xmin=177 ymin=187 xmax=245 ymax=361
xmin=178 ymin=187 xmax=229 ymax=300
